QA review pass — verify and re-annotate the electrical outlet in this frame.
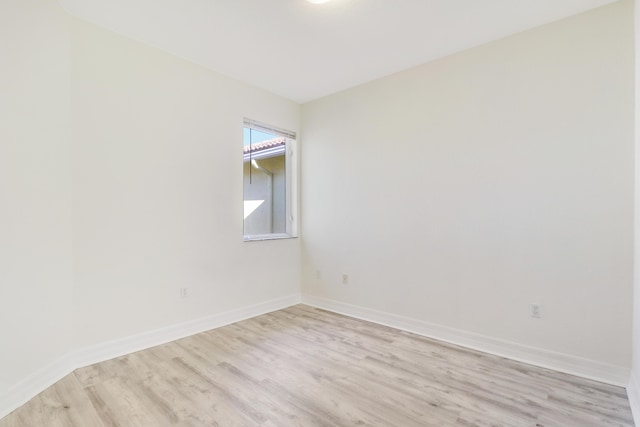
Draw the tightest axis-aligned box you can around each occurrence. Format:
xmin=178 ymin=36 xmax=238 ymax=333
xmin=315 ymin=270 xmax=321 ymax=280
xmin=530 ymin=304 xmax=541 ymax=318
xmin=180 ymin=287 xmax=190 ymax=298
xmin=342 ymin=274 xmax=349 ymax=285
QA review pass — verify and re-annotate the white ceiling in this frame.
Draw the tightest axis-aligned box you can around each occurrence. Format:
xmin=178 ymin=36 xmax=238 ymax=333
xmin=58 ymin=0 xmax=619 ymax=103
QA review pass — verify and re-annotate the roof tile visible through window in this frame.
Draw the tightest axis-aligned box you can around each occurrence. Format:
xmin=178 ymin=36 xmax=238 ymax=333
xmin=243 ymin=137 xmax=286 ymax=154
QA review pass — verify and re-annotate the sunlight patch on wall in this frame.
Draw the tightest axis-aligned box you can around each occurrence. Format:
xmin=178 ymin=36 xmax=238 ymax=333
xmin=244 ymin=200 xmax=265 ymax=219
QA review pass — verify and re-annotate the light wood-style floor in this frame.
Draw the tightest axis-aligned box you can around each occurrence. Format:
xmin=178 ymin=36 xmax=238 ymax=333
xmin=0 ymin=305 xmax=633 ymax=426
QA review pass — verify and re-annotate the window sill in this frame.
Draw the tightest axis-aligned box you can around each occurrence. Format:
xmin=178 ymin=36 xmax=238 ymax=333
xmin=243 ymin=233 xmax=297 ymax=242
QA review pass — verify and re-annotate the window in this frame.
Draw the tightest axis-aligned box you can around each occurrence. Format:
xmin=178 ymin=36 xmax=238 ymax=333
xmin=243 ymin=119 xmax=297 ymax=241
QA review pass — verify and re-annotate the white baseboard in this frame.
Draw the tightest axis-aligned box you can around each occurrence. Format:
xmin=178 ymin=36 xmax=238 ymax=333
xmin=0 ymin=354 xmax=77 ymax=422
xmin=301 ymin=294 xmax=630 ymax=387
xmin=0 ymin=293 xmax=301 ymax=420
xmin=1 ymin=292 xmax=631 ymax=421
xmin=628 ymin=371 xmax=640 ymax=426
xmin=71 ymin=293 xmax=301 ymax=369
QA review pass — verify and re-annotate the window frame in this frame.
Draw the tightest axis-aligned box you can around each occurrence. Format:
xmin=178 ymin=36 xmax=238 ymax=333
xmin=242 ymin=119 xmax=298 ymax=242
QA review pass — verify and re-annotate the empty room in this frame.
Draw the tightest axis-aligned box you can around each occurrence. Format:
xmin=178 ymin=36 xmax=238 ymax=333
xmin=2 ymin=0 xmax=640 ymax=425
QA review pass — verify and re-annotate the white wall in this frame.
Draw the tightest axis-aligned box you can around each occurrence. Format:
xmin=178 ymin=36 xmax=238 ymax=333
xmin=70 ymin=19 xmax=301 ymax=348
xmin=302 ymin=0 xmax=634 ymax=369
xmin=0 ymin=0 xmax=636 ymax=420
xmin=630 ymin=0 xmax=640 ymax=422
xmin=0 ymin=0 xmax=74 ymax=400
xmin=0 ymin=5 xmax=301 ymax=417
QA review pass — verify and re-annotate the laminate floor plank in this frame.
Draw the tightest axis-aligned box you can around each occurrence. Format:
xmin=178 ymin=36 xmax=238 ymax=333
xmin=0 ymin=304 xmax=633 ymax=426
